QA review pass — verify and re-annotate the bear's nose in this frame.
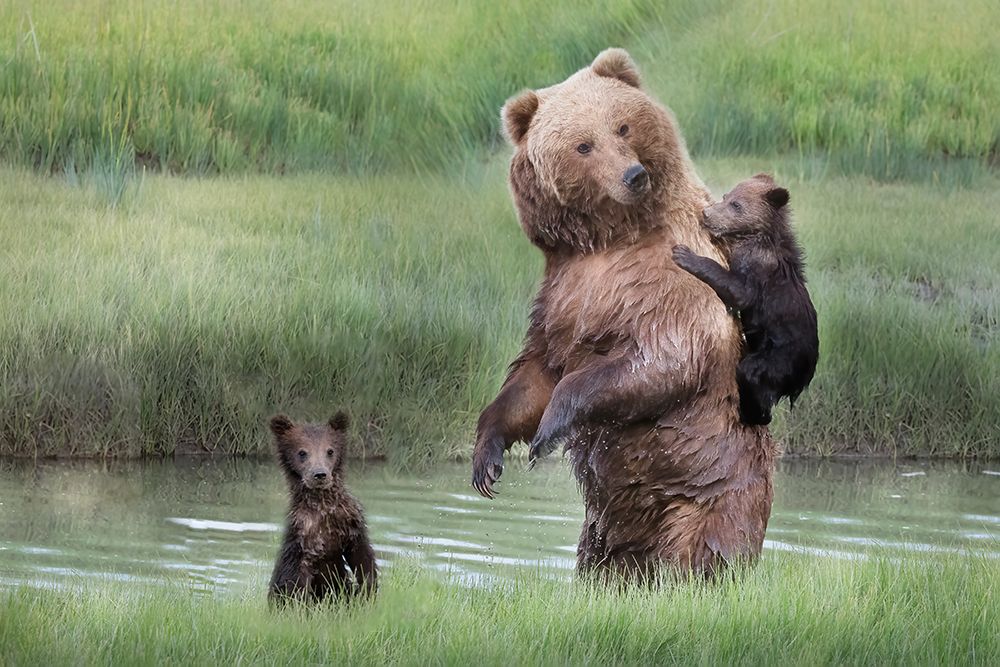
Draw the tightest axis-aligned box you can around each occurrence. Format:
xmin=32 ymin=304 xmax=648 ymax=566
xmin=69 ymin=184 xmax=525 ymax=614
xmin=623 ymin=164 xmax=648 ymax=191
xmin=312 ymin=471 xmax=327 ymax=480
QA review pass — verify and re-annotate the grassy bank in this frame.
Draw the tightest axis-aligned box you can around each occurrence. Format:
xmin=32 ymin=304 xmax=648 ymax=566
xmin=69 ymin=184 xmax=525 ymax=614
xmin=0 ymin=162 xmax=997 ymax=461
xmin=1 ymin=0 xmax=996 ymax=178
xmin=1 ymin=556 xmax=997 ymax=665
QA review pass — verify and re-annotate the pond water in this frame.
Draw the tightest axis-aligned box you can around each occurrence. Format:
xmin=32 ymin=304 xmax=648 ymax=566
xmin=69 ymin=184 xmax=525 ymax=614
xmin=1 ymin=457 xmax=998 ymax=592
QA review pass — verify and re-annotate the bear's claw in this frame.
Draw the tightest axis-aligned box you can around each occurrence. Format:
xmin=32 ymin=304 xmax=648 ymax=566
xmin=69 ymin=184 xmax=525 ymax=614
xmin=472 ymin=446 xmax=504 ymax=499
xmin=527 ymin=434 xmax=561 ymax=465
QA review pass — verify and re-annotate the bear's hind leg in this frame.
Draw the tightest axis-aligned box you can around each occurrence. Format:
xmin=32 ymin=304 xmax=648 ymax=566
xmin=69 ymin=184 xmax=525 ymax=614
xmin=311 ymin=558 xmax=353 ymax=602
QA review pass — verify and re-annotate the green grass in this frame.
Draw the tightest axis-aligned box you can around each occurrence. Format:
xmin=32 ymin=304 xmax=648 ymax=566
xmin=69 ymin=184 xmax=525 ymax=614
xmin=1 ymin=556 xmax=997 ymax=665
xmin=0 ymin=1 xmax=997 ymax=460
xmin=0 ymin=160 xmax=996 ymax=461
xmin=1 ymin=0 xmax=996 ymax=178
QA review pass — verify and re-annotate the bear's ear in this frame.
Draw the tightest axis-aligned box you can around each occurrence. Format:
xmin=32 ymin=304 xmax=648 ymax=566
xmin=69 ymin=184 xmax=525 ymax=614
xmin=269 ymin=414 xmax=294 ymax=437
xmin=328 ymin=411 xmax=350 ymax=432
xmin=765 ymin=187 xmax=790 ymax=209
xmin=753 ymin=172 xmax=776 ymax=184
xmin=502 ymin=90 xmax=539 ymax=145
xmin=591 ymin=48 xmax=641 ymax=88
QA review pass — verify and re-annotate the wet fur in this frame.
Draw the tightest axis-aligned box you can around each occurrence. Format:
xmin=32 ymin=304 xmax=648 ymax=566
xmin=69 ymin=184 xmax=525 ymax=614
xmin=472 ymin=49 xmax=775 ymax=578
xmin=268 ymin=412 xmax=377 ymax=604
xmin=673 ymin=175 xmax=819 ymax=425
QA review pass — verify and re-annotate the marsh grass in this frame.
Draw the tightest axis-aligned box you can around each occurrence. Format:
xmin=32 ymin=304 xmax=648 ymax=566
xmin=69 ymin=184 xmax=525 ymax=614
xmin=0 ymin=555 xmax=997 ymax=665
xmin=0 ymin=160 xmax=996 ymax=461
xmin=1 ymin=0 xmax=996 ymax=178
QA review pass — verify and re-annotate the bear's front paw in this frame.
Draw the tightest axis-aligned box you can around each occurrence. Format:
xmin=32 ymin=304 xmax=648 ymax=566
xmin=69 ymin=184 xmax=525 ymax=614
xmin=527 ymin=422 xmax=569 ymax=465
xmin=472 ymin=439 xmax=505 ymax=499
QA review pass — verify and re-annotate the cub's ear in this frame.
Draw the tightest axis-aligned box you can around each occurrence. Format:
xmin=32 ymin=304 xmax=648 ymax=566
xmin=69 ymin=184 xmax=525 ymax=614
xmin=502 ymin=90 xmax=539 ymax=145
xmin=753 ymin=172 xmax=776 ymax=183
xmin=591 ymin=48 xmax=641 ymax=88
xmin=765 ymin=187 xmax=790 ymax=209
xmin=329 ymin=411 xmax=350 ymax=432
xmin=269 ymin=414 xmax=294 ymax=437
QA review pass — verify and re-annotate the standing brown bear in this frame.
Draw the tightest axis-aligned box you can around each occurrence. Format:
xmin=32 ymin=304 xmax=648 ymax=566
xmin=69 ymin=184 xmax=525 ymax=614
xmin=268 ymin=412 xmax=377 ymax=603
xmin=471 ymin=49 xmax=776 ymax=578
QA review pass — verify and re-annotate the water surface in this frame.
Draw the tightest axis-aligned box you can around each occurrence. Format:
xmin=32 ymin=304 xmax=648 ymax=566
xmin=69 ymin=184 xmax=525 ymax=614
xmin=1 ymin=458 xmax=997 ymax=591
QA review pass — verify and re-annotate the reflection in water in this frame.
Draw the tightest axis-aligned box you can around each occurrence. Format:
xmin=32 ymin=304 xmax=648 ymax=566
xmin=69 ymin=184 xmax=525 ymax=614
xmin=0 ymin=458 xmax=997 ymax=592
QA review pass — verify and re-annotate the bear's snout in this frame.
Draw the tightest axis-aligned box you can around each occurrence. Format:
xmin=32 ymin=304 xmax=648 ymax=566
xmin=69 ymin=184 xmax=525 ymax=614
xmin=623 ymin=163 xmax=648 ymax=192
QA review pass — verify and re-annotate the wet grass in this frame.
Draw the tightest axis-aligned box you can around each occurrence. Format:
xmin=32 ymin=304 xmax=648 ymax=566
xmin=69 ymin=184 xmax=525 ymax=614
xmin=0 ymin=160 xmax=997 ymax=461
xmin=1 ymin=0 xmax=996 ymax=178
xmin=0 ymin=555 xmax=997 ymax=665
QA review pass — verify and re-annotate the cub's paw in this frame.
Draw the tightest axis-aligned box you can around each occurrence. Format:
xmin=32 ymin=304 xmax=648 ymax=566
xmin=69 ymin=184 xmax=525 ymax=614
xmin=472 ymin=441 xmax=504 ymax=499
xmin=671 ymin=244 xmax=697 ymax=269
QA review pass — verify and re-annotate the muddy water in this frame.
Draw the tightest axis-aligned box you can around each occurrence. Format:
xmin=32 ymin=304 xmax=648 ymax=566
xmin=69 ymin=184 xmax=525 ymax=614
xmin=1 ymin=458 xmax=997 ymax=591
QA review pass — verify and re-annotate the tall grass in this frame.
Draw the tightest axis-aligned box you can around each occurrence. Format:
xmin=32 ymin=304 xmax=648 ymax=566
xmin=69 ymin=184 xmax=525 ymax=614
xmin=0 ymin=0 xmax=658 ymax=174
xmin=1 ymin=0 xmax=996 ymax=178
xmin=0 ymin=161 xmax=996 ymax=461
xmin=637 ymin=0 xmax=1000 ymax=179
xmin=1 ymin=555 xmax=997 ymax=665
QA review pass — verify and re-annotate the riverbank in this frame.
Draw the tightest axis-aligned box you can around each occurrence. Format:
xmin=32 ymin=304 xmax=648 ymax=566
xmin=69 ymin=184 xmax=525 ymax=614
xmin=1 ymin=160 xmax=997 ymax=462
xmin=1 ymin=556 xmax=996 ymax=665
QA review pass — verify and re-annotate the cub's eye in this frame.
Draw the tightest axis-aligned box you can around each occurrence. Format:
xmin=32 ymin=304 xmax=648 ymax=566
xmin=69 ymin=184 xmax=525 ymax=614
xmin=618 ymin=124 xmax=629 ymax=137
xmin=297 ymin=450 xmax=307 ymax=461
xmin=326 ymin=448 xmax=334 ymax=457
xmin=729 ymin=201 xmax=742 ymax=212
xmin=576 ymin=143 xmax=591 ymax=155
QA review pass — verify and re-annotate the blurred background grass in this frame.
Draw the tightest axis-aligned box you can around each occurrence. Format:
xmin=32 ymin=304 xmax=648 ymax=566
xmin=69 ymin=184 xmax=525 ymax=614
xmin=2 ymin=0 xmax=996 ymax=178
xmin=0 ymin=0 xmax=996 ymax=461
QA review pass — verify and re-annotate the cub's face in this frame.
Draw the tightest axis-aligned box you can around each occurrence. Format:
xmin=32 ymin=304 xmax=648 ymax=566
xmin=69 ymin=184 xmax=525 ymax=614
xmin=702 ymin=174 xmax=790 ymax=238
xmin=269 ymin=413 xmax=349 ymax=490
xmin=503 ymin=49 xmax=673 ymax=209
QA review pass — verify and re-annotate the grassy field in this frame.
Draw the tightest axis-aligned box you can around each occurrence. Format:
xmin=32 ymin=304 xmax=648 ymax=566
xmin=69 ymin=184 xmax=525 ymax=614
xmin=1 ymin=161 xmax=997 ymax=461
xmin=1 ymin=0 xmax=997 ymax=178
xmin=0 ymin=0 xmax=997 ymax=460
xmin=1 ymin=556 xmax=997 ymax=665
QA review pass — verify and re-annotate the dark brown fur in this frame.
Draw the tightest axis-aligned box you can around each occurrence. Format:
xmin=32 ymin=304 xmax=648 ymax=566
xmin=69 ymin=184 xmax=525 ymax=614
xmin=472 ymin=49 xmax=775 ymax=578
xmin=268 ymin=412 xmax=377 ymax=604
xmin=673 ymin=175 xmax=819 ymax=425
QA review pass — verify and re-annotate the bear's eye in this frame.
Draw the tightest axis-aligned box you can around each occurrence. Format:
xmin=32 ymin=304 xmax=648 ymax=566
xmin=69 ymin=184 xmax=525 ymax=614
xmin=576 ymin=143 xmax=591 ymax=155
xmin=326 ymin=448 xmax=334 ymax=457
xmin=618 ymin=124 xmax=629 ymax=137
xmin=729 ymin=201 xmax=742 ymax=213
xmin=297 ymin=450 xmax=307 ymax=461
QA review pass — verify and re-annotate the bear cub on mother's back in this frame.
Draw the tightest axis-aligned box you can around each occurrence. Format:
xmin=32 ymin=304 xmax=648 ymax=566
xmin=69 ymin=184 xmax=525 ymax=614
xmin=672 ymin=174 xmax=818 ymax=425
xmin=268 ymin=412 xmax=377 ymax=604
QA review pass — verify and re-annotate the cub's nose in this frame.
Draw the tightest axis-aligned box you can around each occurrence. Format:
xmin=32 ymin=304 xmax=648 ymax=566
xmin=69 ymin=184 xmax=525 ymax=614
xmin=623 ymin=164 xmax=648 ymax=191
xmin=312 ymin=471 xmax=328 ymax=480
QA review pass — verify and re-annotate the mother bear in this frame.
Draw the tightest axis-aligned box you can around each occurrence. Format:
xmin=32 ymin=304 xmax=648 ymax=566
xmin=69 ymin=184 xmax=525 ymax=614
xmin=471 ymin=49 xmax=775 ymax=577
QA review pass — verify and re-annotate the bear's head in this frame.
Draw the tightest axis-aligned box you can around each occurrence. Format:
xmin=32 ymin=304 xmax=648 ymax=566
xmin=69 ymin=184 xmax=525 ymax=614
xmin=502 ymin=48 xmax=698 ymax=251
xmin=702 ymin=174 xmax=790 ymax=239
xmin=270 ymin=412 xmax=350 ymax=491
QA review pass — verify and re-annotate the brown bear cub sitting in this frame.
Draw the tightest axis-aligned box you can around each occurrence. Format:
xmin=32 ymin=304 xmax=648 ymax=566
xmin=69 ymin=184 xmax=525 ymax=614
xmin=268 ymin=411 xmax=377 ymax=604
xmin=672 ymin=174 xmax=819 ymax=425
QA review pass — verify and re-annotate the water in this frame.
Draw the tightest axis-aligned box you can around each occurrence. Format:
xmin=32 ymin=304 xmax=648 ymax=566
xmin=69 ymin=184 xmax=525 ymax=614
xmin=0 ymin=458 xmax=997 ymax=592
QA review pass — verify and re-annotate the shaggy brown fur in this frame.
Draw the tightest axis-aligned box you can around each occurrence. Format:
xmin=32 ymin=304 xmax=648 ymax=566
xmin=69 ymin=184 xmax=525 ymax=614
xmin=268 ymin=412 xmax=377 ymax=603
xmin=471 ymin=49 xmax=775 ymax=578
xmin=673 ymin=174 xmax=819 ymax=426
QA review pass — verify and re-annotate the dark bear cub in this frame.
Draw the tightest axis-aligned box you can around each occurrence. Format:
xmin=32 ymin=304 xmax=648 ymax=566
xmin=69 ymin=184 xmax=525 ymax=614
xmin=268 ymin=411 xmax=377 ymax=604
xmin=672 ymin=174 xmax=818 ymax=425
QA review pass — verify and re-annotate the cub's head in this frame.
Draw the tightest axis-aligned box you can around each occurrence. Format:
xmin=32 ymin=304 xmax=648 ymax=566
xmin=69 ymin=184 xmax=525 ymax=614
xmin=502 ymin=49 xmax=693 ymax=250
xmin=269 ymin=412 xmax=350 ymax=491
xmin=703 ymin=174 xmax=790 ymax=239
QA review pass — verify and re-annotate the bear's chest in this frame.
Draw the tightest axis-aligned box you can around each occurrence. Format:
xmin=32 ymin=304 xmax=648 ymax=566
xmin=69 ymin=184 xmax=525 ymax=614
xmin=292 ymin=505 xmax=353 ymax=558
xmin=542 ymin=245 xmax=666 ymax=370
